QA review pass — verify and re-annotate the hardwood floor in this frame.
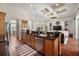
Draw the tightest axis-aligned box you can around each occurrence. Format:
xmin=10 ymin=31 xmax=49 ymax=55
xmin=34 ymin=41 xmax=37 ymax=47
xmin=9 ymin=36 xmax=22 ymax=56
xmin=61 ymin=37 xmax=79 ymax=56
xmin=9 ymin=36 xmax=79 ymax=56
xmin=16 ymin=44 xmax=41 ymax=56
xmin=9 ymin=36 xmax=41 ymax=56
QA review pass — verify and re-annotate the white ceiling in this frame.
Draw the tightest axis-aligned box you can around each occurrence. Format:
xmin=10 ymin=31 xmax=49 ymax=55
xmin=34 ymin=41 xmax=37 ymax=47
xmin=5 ymin=3 xmax=77 ymax=20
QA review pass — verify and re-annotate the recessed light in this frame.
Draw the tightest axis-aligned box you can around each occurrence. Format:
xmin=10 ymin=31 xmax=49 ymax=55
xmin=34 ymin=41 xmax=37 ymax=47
xmin=56 ymin=3 xmax=59 ymax=6
xmin=30 ymin=4 xmax=33 ymax=7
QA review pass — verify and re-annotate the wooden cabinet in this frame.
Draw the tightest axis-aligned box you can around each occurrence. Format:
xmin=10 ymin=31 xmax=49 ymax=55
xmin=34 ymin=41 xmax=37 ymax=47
xmin=0 ymin=12 xmax=6 ymax=56
xmin=0 ymin=12 xmax=5 ymax=36
xmin=21 ymin=33 xmax=31 ymax=46
xmin=44 ymin=39 xmax=54 ymax=56
xmin=21 ymin=31 xmax=61 ymax=56
xmin=21 ymin=33 xmax=27 ymax=43
xmin=54 ymin=38 xmax=59 ymax=55
xmin=27 ymin=35 xmax=31 ymax=45
xmin=44 ymin=38 xmax=59 ymax=56
xmin=30 ymin=35 xmax=35 ymax=48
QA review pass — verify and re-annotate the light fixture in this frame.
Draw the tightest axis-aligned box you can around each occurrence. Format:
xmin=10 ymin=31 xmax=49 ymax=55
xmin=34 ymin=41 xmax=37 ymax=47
xmin=44 ymin=8 xmax=49 ymax=12
xmin=56 ymin=8 xmax=66 ymax=14
xmin=30 ymin=4 xmax=33 ymax=7
xmin=56 ymin=3 xmax=59 ymax=6
xmin=50 ymin=16 xmax=56 ymax=19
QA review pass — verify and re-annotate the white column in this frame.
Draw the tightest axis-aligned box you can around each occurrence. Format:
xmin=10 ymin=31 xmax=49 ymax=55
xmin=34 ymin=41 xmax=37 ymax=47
xmin=75 ymin=16 xmax=79 ymax=40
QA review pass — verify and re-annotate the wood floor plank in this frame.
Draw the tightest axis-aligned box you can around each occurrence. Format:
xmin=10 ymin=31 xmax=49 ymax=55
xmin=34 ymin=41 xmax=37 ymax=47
xmin=9 ymin=36 xmax=42 ymax=56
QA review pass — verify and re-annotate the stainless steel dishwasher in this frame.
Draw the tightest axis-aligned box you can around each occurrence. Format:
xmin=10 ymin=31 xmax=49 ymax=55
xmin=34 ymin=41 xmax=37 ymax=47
xmin=35 ymin=37 xmax=44 ymax=54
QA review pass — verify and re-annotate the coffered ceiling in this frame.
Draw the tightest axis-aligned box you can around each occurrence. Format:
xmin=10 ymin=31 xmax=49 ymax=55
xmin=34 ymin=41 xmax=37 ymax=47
xmin=27 ymin=3 xmax=77 ymax=19
xmin=5 ymin=3 xmax=77 ymax=20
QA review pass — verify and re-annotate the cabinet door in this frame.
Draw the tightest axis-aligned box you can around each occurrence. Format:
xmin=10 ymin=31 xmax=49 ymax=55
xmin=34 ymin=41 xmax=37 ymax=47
xmin=24 ymin=35 xmax=27 ymax=43
xmin=44 ymin=39 xmax=54 ymax=56
xmin=0 ymin=12 xmax=5 ymax=35
xmin=30 ymin=36 xmax=35 ymax=48
xmin=54 ymin=38 xmax=59 ymax=56
xmin=21 ymin=33 xmax=24 ymax=41
xmin=27 ymin=35 xmax=31 ymax=45
xmin=21 ymin=33 xmax=25 ymax=42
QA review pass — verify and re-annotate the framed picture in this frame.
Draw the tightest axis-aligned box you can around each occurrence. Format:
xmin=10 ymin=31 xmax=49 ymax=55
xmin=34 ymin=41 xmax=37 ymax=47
xmin=21 ymin=20 xmax=28 ymax=28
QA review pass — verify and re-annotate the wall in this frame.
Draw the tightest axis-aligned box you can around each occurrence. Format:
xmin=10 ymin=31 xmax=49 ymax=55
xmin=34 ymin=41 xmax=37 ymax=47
xmin=31 ymin=19 xmax=43 ymax=30
xmin=0 ymin=4 xmax=6 ymax=12
xmin=58 ymin=17 xmax=75 ymax=37
xmin=68 ymin=19 xmax=75 ymax=37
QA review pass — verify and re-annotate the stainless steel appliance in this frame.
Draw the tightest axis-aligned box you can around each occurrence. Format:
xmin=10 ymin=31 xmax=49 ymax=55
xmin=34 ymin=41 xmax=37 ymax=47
xmin=35 ymin=37 xmax=44 ymax=54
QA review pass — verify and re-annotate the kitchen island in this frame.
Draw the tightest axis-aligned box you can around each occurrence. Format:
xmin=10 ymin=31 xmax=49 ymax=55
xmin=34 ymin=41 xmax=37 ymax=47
xmin=21 ymin=31 xmax=61 ymax=56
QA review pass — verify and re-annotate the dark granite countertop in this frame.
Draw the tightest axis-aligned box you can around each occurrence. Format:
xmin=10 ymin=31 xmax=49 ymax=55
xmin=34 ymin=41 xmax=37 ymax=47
xmin=31 ymin=33 xmax=58 ymax=40
xmin=22 ymin=32 xmax=59 ymax=40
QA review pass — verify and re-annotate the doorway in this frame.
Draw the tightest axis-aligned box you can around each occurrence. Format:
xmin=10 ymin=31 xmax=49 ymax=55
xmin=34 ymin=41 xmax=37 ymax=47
xmin=10 ymin=21 xmax=17 ymax=36
xmin=9 ymin=20 xmax=19 ymax=39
